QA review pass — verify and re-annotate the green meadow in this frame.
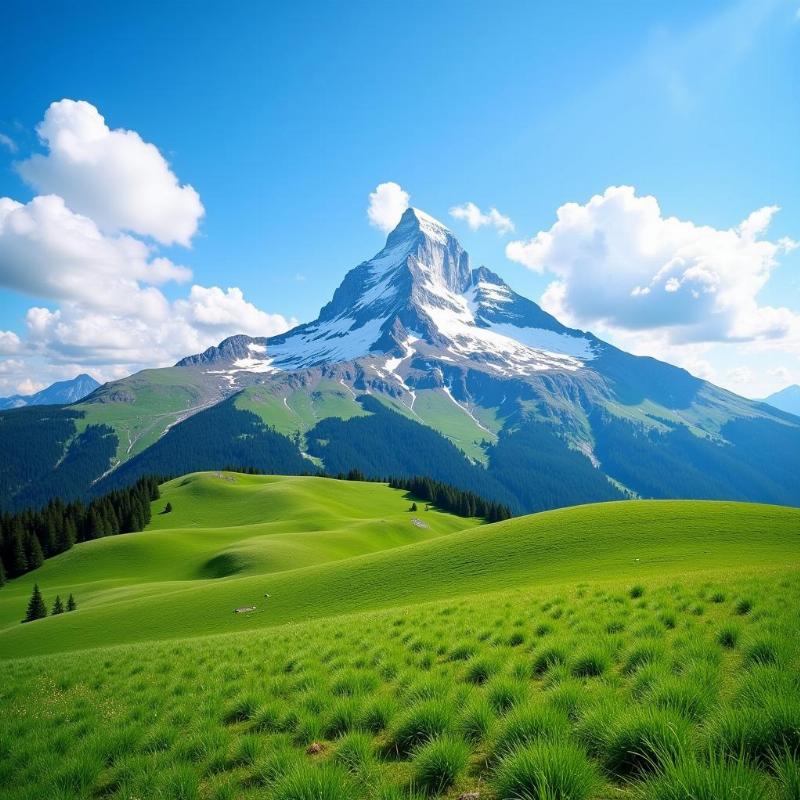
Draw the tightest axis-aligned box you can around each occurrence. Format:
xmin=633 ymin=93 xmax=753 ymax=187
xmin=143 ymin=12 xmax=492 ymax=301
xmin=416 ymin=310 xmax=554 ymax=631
xmin=1 ymin=473 xmax=798 ymax=799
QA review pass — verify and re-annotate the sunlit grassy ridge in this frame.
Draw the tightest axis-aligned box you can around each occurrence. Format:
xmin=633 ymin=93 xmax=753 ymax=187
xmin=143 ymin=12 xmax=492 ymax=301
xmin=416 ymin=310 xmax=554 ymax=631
xmin=0 ymin=473 xmax=476 ymax=646
xmin=1 ymin=474 xmax=796 ymax=658
xmin=0 ymin=473 xmax=798 ymax=799
xmin=1 ymin=569 xmax=798 ymax=799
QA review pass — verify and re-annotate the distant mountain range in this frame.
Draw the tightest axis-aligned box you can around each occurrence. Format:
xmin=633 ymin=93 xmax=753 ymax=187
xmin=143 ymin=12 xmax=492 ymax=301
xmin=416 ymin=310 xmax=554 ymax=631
xmin=0 ymin=373 xmax=100 ymax=411
xmin=763 ymin=385 xmax=800 ymax=418
xmin=1 ymin=209 xmax=799 ymax=513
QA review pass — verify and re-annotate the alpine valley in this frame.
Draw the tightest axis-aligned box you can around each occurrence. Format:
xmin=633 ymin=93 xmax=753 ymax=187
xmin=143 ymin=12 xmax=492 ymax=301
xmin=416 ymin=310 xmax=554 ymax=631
xmin=2 ymin=207 xmax=799 ymax=514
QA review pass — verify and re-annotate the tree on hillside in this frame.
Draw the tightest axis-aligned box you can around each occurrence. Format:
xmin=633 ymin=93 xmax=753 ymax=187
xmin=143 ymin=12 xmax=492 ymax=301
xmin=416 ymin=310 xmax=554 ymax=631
xmin=51 ymin=595 xmax=64 ymax=615
xmin=0 ymin=556 xmax=6 ymax=587
xmin=409 ymin=502 xmax=418 ymax=512
xmin=162 ymin=502 xmax=173 ymax=514
xmin=24 ymin=584 xmax=47 ymax=623
xmin=56 ymin=518 xmax=77 ymax=554
xmin=7 ymin=522 xmax=28 ymax=577
xmin=87 ymin=508 xmax=104 ymax=539
xmin=66 ymin=593 xmax=77 ymax=612
xmin=24 ymin=532 xmax=44 ymax=571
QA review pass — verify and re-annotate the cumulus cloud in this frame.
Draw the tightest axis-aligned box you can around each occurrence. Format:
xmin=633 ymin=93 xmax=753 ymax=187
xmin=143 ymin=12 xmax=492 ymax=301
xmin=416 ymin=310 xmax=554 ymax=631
xmin=17 ymin=99 xmax=204 ymax=246
xmin=449 ymin=202 xmax=514 ymax=234
xmin=24 ymin=288 xmax=294 ymax=370
xmin=0 ymin=99 xmax=293 ymax=387
xmin=507 ymin=185 xmax=798 ymax=344
xmin=16 ymin=378 xmax=46 ymax=395
xmin=768 ymin=366 xmax=790 ymax=383
xmin=0 ymin=194 xmax=190 ymax=316
xmin=367 ymin=182 xmax=410 ymax=233
xmin=175 ymin=286 xmax=295 ymax=337
xmin=0 ymin=330 xmax=21 ymax=354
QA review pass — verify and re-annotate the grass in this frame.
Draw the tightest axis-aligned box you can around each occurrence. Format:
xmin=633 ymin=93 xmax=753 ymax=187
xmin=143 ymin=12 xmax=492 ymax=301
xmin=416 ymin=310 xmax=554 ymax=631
xmin=492 ymin=740 xmax=600 ymax=800
xmin=412 ymin=735 xmax=470 ymax=794
xmin=0 ymin=568 xmax=797 ymax=799
xmin=0 ymin=472 xmax=798 ymax=798
xmin=239 ymin=382 xmax=502 ymax=464
xmin=0 ymin=472 xmax=476 ymax=644
xmin=4 ymin=479 xmax=797 ymax=659
xmin=76 ymin=366 xmax=227 ymax=462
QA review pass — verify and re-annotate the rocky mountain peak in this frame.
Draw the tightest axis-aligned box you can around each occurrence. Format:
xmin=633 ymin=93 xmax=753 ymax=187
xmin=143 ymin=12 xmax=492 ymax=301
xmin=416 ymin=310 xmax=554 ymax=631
xmin=177 ymin=208 xmax=597 ymax=377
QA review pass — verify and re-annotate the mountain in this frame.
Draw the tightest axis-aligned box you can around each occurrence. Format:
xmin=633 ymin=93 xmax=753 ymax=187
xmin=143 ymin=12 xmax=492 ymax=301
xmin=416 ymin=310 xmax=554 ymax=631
xmin=179 ymin=208 xmax=596 ymax=376
xmin=0 ymin=373 xmax=100 ymax=410
xmin=2 ymin=209 xmax=800 ymax=512
xmin=762 ymin=384 xmax=800 ymax=417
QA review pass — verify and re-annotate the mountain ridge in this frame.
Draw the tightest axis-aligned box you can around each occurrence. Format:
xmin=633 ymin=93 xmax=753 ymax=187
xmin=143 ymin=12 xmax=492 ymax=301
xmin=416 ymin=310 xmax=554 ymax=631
xmin=2 ymin=208 xmax=799 ymax=513
xmin=763 ymin=384 xmax=800 ymax=417
xmin=0 ymin=373 xmax=100 ymax=411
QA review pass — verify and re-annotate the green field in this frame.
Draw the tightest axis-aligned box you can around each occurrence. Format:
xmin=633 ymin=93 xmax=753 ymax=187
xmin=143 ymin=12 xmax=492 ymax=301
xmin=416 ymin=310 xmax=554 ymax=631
xmin=237 ymin=383 xmax=499 ymax=464
xmin=76 ymin=367 xmax=229 ymax=462
xmin=1 ymin=474 xmax=798 ymax=799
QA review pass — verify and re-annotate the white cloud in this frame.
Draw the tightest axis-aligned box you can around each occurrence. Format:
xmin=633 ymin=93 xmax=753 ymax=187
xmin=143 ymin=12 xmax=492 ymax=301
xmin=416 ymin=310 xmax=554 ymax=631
xmin=0 ymin=100 xmax=293 ymax=388
xmin=449 ymin=202 xmax=514 ymax=234
xmin=507 ymin=185 xmax=798 ymax=345
xmin=24 ymin=288 xmax=294 ymax=371
xmin=0 ymin=330 xmax=21 ymax=354
xmin=16 ymin=378 xmax=46 ymax=396
xmin=0 ymin=133 xmax=16 ymax=153
xmin=17 ymin=99 xmax=204 ymax=246
xmin=175 ymin=285 xmax=295 ymax=337
xmin=367 ymin=182 xmax=410 ymax=233
xmin=0 ymin=194 xmax=190 ymax=316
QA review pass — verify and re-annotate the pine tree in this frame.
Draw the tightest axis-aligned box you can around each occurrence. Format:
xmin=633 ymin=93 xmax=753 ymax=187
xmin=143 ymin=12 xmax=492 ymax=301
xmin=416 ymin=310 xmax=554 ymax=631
xmin=0 ymin=556 xmax=6 ymax=587
xmin=8 ymin=522 xmax=27 ymax=577
xmin=410 ymin=502 xmax=418 ymax=512
xmin=56 ymin=518 xmax=77 ymax=553
xmin=51 ymin=595 xmax=64 ymax=615
xmin=163 ymin=502 xmax=172 ymax=514
xmin=66 ymin=593 xmax=77 ymax=612
xmin=87 ymin=508 xmax=103 ymax=539
xmin=24 ymin=584 xmax=47 ymax=622
xmin=24 ymin=531 xmax=44 ymax=571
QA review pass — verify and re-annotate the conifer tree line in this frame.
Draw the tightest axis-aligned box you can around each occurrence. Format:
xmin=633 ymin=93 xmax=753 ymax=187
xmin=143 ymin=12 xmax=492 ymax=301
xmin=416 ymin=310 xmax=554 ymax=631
xmin=386 ymin=475 xmax=512 ymax=522
xmin=216 ymin=465 xmax=513 ymax=521
xmin=0 ymin=476 xmax=161 ymax=582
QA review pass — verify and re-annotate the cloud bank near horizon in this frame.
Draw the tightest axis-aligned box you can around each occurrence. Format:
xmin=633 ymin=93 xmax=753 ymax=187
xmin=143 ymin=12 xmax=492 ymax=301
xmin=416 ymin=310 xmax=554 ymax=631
xmin=0 ymin=100 xmax=292 ymax=395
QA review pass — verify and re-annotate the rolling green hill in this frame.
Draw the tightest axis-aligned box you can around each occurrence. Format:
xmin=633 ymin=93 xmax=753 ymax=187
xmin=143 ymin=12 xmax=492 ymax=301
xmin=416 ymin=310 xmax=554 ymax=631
xmin=1 ymin=472 xmax=797 ymax=659
xmin=1 ymin=473 xmax=798 ymax=800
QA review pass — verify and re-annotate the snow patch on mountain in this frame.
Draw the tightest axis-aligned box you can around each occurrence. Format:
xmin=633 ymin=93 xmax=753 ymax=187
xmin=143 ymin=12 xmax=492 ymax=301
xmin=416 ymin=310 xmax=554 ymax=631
xmin=179 ymin=207 xmax=598 ymax=381
xmin=269 ymin=316 xmax=389 ymax=369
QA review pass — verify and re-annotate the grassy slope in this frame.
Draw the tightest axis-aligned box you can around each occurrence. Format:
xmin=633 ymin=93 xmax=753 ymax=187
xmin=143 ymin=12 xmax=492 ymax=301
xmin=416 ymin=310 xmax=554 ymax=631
xmin=0 ymin=473 xmax=475 ymax=650
xmin=410 ymin=389 xmax=499 ymax=463
xmin=1 ymin=472 xmax=797 ymax=658
xmin=1 ymin=565 xmax=798 ymax=799
xmin=75 ymin=367 xmax=227 ymax=462
xmin=236 ymin=382 xmax=369 ymax=440
xmin=238 ymin=383 xmax=499 ymax=463
xmin=1 ymin=474 xmax=799 ymax=799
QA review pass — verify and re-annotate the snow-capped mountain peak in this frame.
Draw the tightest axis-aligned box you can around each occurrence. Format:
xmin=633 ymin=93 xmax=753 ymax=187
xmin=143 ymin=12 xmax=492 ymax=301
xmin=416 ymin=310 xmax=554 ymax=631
xmin=177 ymin=208 xmax=597 ymax=379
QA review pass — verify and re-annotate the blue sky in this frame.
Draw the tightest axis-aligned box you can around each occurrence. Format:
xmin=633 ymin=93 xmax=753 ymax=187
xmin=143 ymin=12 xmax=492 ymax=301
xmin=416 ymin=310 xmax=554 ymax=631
xmin=0 ymin=0 xmax=798 ymax=397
